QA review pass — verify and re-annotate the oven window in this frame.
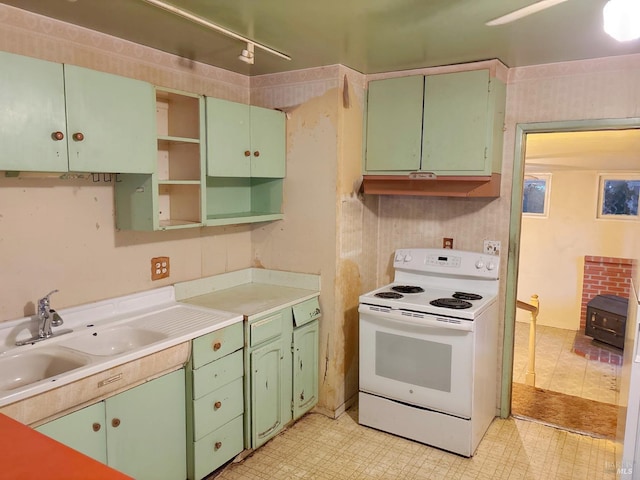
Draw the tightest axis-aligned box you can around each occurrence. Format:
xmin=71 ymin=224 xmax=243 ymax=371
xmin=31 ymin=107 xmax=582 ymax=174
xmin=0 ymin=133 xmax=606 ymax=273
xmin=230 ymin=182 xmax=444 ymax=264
xmin=375 ymin=331 xmax=452 ymax=392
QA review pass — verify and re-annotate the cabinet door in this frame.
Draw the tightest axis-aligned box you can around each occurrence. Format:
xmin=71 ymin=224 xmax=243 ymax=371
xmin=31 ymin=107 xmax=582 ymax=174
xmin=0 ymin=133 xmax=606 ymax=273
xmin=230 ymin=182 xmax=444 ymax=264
xmin=422 ymin=69 xmax=490 ymax=174
xmin=106 ymin=369 xmax=186 ymax=480
xmin=35 ymin=402 xmax=107 ymax=464
xmin=293 ymin=320 xmax=319 ymax=420
xmin=0 ymin=51 xmax=68 ymax=172
xmin=250 ymin=339 xmax=284 ymax=448
xmin=365 ymin=75 xmax=423 ymax=172
xmin=64 ymin=64 xmax=156 ymax=174
xmin=206 ymin=97 xmax=251 ymax=177
xmin=249 ymin=105 xmax=285 ymax=178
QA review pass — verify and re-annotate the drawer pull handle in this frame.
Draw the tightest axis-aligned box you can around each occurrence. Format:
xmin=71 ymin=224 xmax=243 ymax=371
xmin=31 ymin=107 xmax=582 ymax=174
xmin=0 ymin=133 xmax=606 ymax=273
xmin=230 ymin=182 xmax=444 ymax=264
xmin=214 ymin=401 xmax=222 ymax=410
xmin=214 ymin=441 xmax=222 ymax=451
xmin=212 ymin=341 xmax=222 ymax=351
xmin=111 ymin=418 xmax=121 ymax=428
xmin=72 ymin=132 xmax=84 ymax=141
xmin=92 ymin=423 xmax=101 ymax=432
xmin=52 ymin=131 xmax=64 ymax=141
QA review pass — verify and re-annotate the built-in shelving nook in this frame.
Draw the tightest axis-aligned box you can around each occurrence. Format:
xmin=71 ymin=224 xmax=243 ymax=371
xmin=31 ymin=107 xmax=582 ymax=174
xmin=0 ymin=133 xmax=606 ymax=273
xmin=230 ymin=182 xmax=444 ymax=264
xmin=115 ymin=87 xmax=205 ymax=231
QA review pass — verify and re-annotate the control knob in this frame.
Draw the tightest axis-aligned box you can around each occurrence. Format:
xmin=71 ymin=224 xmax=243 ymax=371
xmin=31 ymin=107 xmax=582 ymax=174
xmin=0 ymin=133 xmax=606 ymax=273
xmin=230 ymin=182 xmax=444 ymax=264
xmin=487 ymin=262 xmax=496 ymax=271
xmin=475 ymin=259 xmax=485 ymax=269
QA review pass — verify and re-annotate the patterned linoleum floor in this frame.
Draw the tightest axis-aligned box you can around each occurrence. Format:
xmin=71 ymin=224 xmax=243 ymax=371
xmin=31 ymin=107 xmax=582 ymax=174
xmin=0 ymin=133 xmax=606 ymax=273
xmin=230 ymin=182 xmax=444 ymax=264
xmin=512 ymin=322 xmax=620 ymax=405
xmin=215 ymin=408 xmax=616 ymax=480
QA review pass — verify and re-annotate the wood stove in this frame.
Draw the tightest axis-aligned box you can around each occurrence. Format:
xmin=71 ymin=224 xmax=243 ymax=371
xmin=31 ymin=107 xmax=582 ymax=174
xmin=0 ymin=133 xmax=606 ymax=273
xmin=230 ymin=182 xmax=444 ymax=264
xmin=585 ymin=294 xmax=629 ymax=350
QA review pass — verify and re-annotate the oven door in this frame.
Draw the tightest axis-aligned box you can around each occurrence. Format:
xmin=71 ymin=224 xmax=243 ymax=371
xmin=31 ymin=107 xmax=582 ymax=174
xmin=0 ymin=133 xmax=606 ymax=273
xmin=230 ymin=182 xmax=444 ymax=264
xmin=359 ymin=305 xmax=473 ymax=419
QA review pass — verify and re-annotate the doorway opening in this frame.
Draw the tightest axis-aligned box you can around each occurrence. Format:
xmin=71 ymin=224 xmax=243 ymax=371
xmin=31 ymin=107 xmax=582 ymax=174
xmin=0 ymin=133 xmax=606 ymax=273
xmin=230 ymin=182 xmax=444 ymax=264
xmin=501 ymin=119 xmax=640 ymax=439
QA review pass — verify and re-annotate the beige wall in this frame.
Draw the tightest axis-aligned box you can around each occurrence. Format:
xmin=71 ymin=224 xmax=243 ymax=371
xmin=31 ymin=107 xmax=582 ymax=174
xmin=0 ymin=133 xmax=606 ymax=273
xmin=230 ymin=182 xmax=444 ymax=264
xmin=517 ymin=170 xmax=640 ymax=330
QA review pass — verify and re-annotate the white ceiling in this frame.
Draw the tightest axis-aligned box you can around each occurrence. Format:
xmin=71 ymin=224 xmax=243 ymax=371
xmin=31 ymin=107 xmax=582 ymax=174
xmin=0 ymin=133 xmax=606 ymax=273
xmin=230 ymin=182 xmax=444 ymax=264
xmin=525 ymin=129 xmax=640 ymax=172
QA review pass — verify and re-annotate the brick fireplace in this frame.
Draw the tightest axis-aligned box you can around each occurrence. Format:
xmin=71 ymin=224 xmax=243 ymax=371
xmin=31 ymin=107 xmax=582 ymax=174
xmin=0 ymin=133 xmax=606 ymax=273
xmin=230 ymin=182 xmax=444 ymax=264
xmin=580 ymin=255 xmax=633 ymax=330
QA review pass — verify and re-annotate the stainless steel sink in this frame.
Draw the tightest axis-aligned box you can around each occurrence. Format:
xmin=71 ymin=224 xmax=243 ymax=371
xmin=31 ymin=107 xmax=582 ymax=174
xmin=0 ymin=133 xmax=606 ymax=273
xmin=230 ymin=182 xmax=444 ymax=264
xmin=59 ymin=326 xmax=168 ymax=356
xmin=0 ymin=349 xmax=90 ymax=391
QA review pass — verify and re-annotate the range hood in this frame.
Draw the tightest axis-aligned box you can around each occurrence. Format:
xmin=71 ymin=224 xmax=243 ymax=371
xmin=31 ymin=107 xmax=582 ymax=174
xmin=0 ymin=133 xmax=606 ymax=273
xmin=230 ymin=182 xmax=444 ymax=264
xmin=362 ymin=173 xmax=501 ymax=198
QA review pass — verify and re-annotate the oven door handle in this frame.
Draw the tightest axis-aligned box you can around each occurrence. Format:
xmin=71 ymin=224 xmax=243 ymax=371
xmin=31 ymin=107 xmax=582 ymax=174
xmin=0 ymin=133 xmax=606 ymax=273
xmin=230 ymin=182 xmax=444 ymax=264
xmin=359 ymin=304 xmax=474 ymax=332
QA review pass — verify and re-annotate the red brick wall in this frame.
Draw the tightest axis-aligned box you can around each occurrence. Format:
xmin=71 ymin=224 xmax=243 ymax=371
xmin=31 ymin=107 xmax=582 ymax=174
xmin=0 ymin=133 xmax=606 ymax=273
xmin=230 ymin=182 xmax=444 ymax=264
xmin=580 ymin=256 xmax=633 ymax=329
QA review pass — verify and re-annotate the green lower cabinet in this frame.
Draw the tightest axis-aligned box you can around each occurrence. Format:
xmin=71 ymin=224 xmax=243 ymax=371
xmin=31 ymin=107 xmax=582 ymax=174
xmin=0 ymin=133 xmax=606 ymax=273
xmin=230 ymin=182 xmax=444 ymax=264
xmin=250 ymin=338 xmax=286 ymax=448
xmin=187 ymin=322 xmax=244 ymax=480
xmin=35 ymin=369 xmax=186 ymax=480
xmin=293 ymin=319 xmax=319 ymax=420
xmin=36 ymin=402 xmax=107 ymax=463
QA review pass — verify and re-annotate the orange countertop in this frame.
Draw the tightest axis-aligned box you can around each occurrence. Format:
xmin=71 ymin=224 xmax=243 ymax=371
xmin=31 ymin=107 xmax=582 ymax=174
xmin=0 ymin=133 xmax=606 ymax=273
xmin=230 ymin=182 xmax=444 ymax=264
xmin=0 ymin=414 xmax=132 ymax=480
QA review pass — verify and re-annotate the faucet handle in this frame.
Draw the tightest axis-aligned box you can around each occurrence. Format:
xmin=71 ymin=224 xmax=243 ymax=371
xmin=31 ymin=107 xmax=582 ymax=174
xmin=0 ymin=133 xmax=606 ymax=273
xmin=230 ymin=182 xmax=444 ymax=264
xmin=40 ymin=289 xmax=59 ymax=305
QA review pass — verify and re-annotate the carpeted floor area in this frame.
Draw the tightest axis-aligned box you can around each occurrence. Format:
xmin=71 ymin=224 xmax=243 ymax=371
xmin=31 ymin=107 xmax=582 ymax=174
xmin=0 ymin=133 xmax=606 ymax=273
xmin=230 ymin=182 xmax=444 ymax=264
xmin=511 ymin=382 xmax=618 ymax=439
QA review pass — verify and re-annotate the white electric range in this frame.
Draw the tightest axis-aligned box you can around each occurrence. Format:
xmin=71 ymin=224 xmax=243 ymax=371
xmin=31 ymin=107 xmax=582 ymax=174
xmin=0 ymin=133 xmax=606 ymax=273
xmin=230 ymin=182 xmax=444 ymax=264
xmin=358 ymin=248 xmax=501 ymax=457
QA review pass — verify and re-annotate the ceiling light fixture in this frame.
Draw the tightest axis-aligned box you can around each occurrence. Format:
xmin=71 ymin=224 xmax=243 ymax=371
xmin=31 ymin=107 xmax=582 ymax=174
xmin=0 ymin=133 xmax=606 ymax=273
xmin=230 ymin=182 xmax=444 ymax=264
xmin=603 ymin=0 xmax=640 ymax=42
xmin=140 ymin=0 xmax=291 ymax=63
xmin=486 ymin=0 xmax=569 ymax=26
xmin=238 ymin=43 xmax=255 ymax=65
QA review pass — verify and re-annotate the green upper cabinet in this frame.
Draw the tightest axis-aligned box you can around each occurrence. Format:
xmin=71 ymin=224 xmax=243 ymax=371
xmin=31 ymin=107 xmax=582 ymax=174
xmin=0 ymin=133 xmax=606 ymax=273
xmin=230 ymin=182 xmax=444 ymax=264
xmin=206 ymin=98 xmax=285 ymax=178
xmin=0 ymin=51 xmax=155 ymax=174
xmin=364 ymin=69 xmax=506 ymax=177
xmin=364 ymin=75 xmax=423 ymax=173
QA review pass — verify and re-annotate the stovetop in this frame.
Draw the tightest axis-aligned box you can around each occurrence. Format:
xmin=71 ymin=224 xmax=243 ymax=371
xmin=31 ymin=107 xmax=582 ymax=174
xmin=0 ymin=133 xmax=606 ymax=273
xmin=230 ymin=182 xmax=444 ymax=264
xmin=359 ymin=283 xmax=497 ymax=320
xmin=359 ymin=248 xmax=501 ymax=321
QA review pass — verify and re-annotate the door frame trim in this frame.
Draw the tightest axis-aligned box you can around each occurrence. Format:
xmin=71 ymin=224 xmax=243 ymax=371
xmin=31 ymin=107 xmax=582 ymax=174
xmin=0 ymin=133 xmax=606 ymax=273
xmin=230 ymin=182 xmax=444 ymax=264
xmin=500 ymin=117 xmax=640 ymax=418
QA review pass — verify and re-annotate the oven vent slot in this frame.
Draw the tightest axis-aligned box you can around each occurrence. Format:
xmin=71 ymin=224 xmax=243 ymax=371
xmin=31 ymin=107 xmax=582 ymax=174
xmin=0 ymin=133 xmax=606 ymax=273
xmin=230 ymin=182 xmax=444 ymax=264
xmin=370 ymin=306 xmax=391 ymax=313
xmin=401 ymin=311 xmax=424 ymax=319
xmin=438 ymin=317 xmax=462 ymax=324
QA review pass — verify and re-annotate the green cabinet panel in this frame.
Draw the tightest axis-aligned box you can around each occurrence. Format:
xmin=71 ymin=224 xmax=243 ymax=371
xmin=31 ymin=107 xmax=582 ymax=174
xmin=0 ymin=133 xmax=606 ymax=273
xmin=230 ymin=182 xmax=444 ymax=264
xmin=0 ymin=51 xmax=68 ymax=172
xmin=35 ymin=370 xmax=186 ymax=480
xmin=64 ymin=65 xmax=156 ymax=174
xmin=191 ymin=415 xmax=244 ymax=480
xmin=293 ymin=320 xmax=319 ymax=420
xmin=206 ymin=98 xmax=285 ymax=178
xmin=0 ymin=51 xmax=155 ymax=174
xmin=365 ymin=75 xmax=423 ymax=172
xmin=422 ymin=69 xmax=490 ymax=174
xmin=250 ymin=338 xmax=284 ymax=448
xmin=106 ymin=369 xmax=186 ymax=480
xmin=35 ymin=402 xmax=107 ymax=464
xmin=186 ymin=323 xmax=244 ymax=480
xmin=364 ymin=69 xmax=506 ymax=177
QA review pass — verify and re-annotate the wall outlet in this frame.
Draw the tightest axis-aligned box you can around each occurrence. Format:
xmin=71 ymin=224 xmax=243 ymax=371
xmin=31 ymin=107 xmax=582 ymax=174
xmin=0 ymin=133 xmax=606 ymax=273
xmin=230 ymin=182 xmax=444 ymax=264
xmin=151 ymin=256 xmax=170 ymax=280
xmin=483 ymin=240 xmax=501 ymax=256
xmin=443 ymin=237 xmax=454 ymax=249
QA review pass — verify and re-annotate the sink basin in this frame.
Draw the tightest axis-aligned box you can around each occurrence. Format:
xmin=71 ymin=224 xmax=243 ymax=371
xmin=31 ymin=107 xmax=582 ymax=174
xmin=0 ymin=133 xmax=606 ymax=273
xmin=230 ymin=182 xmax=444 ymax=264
xmin=59 ymin=326 xmax=168 ymax=356
xmin=0 ymin=349 xmax=90 ymax=391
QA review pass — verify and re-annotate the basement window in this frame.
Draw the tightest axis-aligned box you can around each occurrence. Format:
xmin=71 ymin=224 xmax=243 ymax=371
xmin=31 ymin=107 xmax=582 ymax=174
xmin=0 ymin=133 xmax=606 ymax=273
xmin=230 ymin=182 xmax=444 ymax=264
xmin=522 ymin=174 xmax=551 ymax=217
xmin=598 ymin=175 xmax=640 ymax=220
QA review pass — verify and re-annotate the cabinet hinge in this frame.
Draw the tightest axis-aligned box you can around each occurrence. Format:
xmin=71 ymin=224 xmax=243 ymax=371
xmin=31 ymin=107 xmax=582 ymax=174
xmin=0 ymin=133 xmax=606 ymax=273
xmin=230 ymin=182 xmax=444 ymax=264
xmin=291 ymin=342 xmax=295 ymax=353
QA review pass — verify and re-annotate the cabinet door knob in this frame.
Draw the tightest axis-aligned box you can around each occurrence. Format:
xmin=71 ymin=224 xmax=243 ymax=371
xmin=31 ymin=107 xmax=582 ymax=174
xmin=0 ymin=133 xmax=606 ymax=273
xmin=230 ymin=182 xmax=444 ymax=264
xmin=92 ymin=422 xmax=101 ymax=432
xmin=212 ymin=341 xmax=222 ymax=351
xmin=52 ymin=131 xmax=64 ymax=141
xmin=72 ymin=132 xmax=85 ymax=141
xmin=244 ymin=150 xmax=251 ymax=157
xmin=214 ymin=441 xmax=222 ymax=451
xmin=111 ymin=418 xmax=121 ymax=428
xmin=253 ymin=151 xmax=260 ymax=157
xmin=214 ymin=401 xmax=222 ymax=410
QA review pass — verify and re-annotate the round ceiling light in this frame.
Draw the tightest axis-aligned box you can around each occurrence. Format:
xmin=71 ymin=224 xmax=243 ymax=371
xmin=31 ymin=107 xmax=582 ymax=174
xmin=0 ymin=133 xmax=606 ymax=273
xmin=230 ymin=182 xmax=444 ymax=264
xmin=604 ymin=0 xmax=640 ymax=42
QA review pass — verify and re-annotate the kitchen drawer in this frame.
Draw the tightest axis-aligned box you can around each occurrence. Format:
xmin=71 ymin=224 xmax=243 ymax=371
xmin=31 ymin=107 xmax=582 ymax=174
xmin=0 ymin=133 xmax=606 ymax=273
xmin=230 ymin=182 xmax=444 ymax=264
xmin=192 ymin=377 xmax=244 ymax=441
xmin=192 ymin=350 xmax=243 ymax=400
xmin=192 ymin=322 xmax=243 ymax=369
xmin=192 ymin=415 xmax=244 ymax=480
xmin=292 ymin=296 xmax=321 ymax=327
xmin=250 ymin=312 xmax=283 ymax=347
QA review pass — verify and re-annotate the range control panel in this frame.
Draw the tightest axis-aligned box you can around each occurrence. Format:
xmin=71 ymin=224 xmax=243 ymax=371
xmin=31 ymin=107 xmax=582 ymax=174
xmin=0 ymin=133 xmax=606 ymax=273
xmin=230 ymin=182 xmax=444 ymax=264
xmin=393 ymin=248 xmax=499 ymax=279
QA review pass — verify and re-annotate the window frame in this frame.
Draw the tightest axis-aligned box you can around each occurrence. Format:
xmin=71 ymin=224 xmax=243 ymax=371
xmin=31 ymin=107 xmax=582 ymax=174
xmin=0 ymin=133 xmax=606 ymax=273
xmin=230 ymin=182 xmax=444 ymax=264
xmin=597 ymin=174 xmax=640 ymax=221
xmin=522 ymin=173 xmax=552 ymax=218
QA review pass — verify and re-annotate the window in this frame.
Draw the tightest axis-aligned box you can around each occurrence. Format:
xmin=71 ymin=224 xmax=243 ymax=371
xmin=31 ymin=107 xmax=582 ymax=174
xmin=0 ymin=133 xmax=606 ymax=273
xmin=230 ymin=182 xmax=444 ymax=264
xmin=522 ymin=174 xmax=551 ymax=217
xmin=598 ymin=175 xmax=640 ymax=220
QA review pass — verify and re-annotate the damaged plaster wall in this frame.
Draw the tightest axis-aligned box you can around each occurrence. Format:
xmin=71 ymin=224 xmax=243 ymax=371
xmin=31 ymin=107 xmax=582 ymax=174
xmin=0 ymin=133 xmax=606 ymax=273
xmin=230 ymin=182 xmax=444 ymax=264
xmin=251 ymin=66 xmax=370 ymax=415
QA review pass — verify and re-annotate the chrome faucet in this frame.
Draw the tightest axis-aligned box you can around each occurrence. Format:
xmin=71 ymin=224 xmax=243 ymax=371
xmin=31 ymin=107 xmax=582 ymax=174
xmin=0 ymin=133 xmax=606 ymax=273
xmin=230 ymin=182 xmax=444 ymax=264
xmin=16 ymin=290 xmax=71 ymax=346
xmin=38 ymin=289 xmax=63 ymax=338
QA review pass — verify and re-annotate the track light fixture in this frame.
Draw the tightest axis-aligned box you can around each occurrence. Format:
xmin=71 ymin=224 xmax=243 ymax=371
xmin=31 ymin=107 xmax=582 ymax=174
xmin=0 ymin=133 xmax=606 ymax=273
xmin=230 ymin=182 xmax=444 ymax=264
xmin=140 ymin=0 xmax=291 ymax=64
xmin=238 ymin=43 xmax=255 ymax=65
